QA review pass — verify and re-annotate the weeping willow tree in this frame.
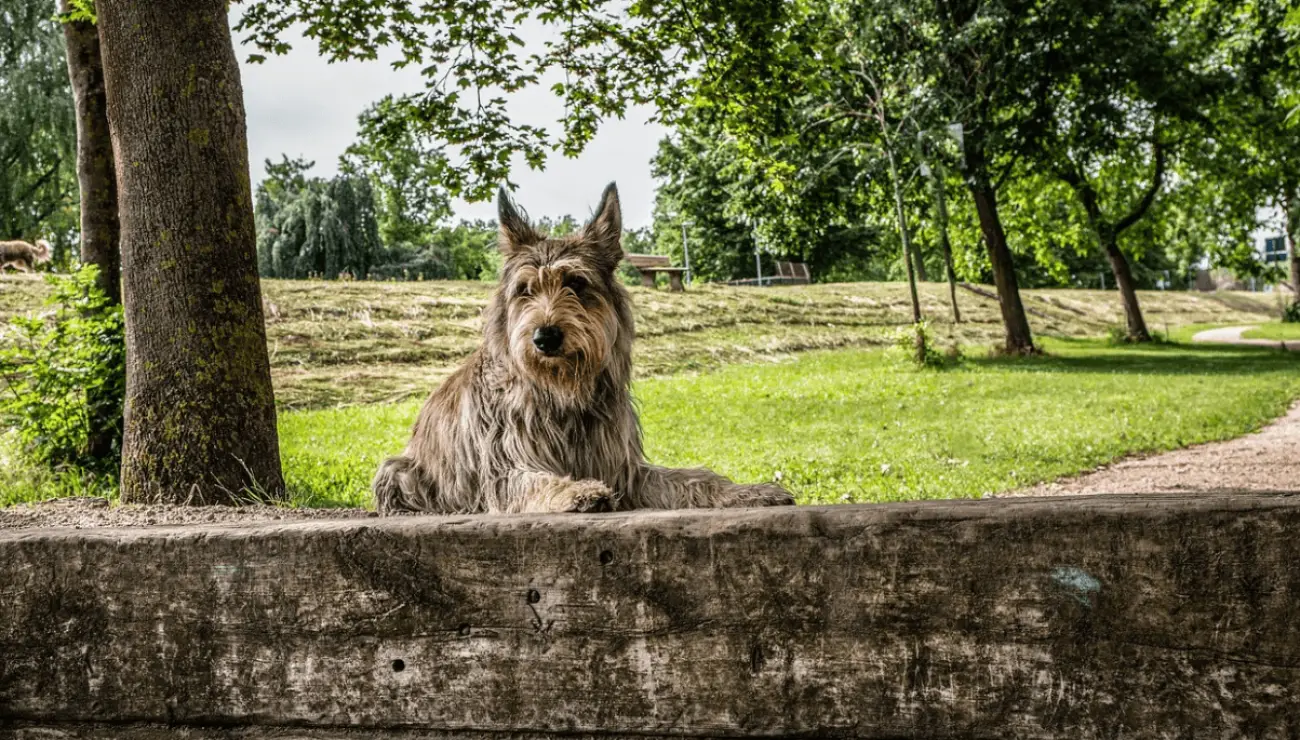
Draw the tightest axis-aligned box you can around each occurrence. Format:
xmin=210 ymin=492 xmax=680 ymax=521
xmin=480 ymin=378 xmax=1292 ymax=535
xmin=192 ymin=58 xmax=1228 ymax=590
xmin=255 ymin=166 xmax=381 ymax=279
xmin=1 ymin=0 xmax=77 ymax=255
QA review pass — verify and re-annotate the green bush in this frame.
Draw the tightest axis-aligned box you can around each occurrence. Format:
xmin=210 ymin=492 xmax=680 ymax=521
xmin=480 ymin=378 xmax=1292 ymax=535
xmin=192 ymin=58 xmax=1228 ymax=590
xmin=0 ymin=267 xmax=125 ymax=477
xmin=1283 ymin=301 xmax=1300 ymax=324
xmin=892 ymin=320 xmax=953 ymax=368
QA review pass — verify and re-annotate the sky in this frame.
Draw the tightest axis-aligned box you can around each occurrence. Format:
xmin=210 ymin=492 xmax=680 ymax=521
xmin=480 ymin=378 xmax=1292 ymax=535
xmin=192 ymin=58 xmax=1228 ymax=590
xmin=234 ymin=25 xmax=669 ymax=228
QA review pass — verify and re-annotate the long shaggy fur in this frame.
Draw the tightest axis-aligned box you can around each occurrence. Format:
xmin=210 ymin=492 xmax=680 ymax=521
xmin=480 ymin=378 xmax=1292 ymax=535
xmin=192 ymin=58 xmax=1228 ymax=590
xmin=0 ymin=239 xmax=50 ymax=272
xmin=373 ymin=183 xmax=794 ymax=515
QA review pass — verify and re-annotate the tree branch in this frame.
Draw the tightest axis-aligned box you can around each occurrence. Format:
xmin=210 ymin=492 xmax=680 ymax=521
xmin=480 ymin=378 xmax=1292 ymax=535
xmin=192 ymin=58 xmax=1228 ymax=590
xmin=13 ymin=158 xmax=64 ymax=213
xmin=1114 ymin=142 xmax=1166 ymax=236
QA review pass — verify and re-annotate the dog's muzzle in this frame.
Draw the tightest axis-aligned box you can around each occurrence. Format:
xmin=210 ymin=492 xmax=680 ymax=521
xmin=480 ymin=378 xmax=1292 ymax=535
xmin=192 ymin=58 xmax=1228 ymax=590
xmin=532 ymin=326 xmax=565 ymax=356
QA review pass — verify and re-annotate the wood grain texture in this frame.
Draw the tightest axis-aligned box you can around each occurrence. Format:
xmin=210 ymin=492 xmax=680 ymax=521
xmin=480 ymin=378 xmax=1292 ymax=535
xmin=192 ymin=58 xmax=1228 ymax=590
xmin=3 ymin=494 xmax=1300 ymax=738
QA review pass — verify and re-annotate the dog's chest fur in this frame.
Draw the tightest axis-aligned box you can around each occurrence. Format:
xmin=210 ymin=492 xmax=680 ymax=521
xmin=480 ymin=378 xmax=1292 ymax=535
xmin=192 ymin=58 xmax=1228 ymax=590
xmin=469 ymin=355 xmax=640 ymax=489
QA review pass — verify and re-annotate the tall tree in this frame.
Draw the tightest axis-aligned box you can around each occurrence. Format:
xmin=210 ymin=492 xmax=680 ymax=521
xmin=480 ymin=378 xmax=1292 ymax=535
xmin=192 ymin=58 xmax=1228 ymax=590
xmin=1210 ymin=0 xmax=1300 ymax=302
xmin=98 ymin=0 xmax=284 ymax=504
xmin=255 ymin=165 xmax=381 ymax=280
xmin=342 ymin=99 xmax=454 ymax=250
xmin=650 ymin=119 xmax=888 ymax=284
xmin=1 ymin=0 xmax=76 ymax=245
xmin=928 ymin=0 xmax=1055 ymax=354
xmin=58 ymin=0 xmax=119 ymax=302
xmin=60 ymin=0 xmax=123 ymax=462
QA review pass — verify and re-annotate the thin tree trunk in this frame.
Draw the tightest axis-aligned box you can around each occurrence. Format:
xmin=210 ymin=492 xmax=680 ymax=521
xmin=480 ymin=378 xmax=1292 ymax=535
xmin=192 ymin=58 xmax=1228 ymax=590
xmin=61 ymin=2 xmax=122 ymax=462
xmin=1284 ymin=187 xmax=1299 ymax=302
xmin=1101 ymin=233 xmax=1151 ymax=341
xmin=98 ymin=0 xmax=285 ymax=504
xmin=60 ymin=6 xmax=119 ymax=303
xmin=930 ymin=162 xmax=961 ymax=323
xmin=886 ymin=148 xmax=922 ymax=324
xmin=969 ymin=180 xmax=1034 ymax=353
xmin=911 ymin=237 xmax=928 ymax=282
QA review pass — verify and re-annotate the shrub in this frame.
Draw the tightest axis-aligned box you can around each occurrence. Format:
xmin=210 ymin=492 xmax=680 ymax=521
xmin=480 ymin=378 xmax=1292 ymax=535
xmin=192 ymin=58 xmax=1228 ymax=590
xmin=892 ymin=320 xmax=953 ymax=368
xmin=1283 ymin=301 xmax=1300 ymax=324
xmin=0 ymin=266 xmax=125 ymax=477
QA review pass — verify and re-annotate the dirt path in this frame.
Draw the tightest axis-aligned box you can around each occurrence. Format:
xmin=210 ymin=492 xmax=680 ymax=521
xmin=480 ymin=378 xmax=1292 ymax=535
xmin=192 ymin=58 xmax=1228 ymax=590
xmin=1192 ymin=325 xmax=1298 ymax=351
xmin=0 ymin=498 xmax=371 ymax=530
xmin=1010 ymin=402 xmax=1300 ymax=497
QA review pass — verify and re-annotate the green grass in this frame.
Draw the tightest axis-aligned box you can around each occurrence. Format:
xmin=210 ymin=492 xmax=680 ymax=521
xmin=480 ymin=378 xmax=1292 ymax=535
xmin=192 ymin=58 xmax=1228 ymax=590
xmin=277 ymin=338 xmax=1300 ymax=508
xmin=1242 ymin=323 xmax=1300 ymax=341
xmin=0 ymin=431 xmax=118 ymax=507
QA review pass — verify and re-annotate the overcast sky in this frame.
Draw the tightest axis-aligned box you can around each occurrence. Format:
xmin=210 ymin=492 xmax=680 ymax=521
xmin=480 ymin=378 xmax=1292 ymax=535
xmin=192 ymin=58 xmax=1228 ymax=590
xmin=234 ymin=26 xmax=668 ymax=228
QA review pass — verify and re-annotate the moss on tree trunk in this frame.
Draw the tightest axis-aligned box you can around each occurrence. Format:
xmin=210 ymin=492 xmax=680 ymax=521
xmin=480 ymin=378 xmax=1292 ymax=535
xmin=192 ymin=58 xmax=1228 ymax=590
xmin=98 ymin=0 xmax=284 ymax=504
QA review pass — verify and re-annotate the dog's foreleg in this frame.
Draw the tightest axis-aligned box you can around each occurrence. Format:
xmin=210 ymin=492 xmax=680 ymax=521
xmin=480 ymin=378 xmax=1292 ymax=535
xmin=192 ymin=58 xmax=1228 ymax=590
xmin=372 ymin=455 xmax=437 ymax=514
xmin=503 ymin=470 xmax=613 ymax=514
xmin=633 ymin=465 xmax=794 ymax=509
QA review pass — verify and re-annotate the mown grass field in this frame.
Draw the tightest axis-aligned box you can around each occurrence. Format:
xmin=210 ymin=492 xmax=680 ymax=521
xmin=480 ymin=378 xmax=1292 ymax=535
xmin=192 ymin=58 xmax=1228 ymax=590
xmin=0 ymin=274 xmax=1286 ymax=408
xmin=0 ymin=274 xmax=1294 ymax=508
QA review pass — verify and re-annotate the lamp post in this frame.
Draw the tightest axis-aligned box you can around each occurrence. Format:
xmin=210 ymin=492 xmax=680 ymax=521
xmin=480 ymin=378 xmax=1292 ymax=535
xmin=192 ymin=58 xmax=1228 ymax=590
xmin=680 ymin=220 xmax=693 ymax=286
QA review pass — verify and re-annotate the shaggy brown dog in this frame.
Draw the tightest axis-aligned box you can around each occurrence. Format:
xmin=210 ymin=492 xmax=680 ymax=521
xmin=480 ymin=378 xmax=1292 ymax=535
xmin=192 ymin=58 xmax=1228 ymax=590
xmin=0 ymin=239 xmax=51 ymax=272
xmin=373 ymin=184 xmax=794 ymax=514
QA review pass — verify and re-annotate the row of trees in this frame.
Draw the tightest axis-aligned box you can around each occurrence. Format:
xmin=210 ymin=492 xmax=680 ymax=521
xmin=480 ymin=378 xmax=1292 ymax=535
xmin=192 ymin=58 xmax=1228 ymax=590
xmin=3 ymin=0 xmax=1297 ymax=505
xmin=643 ymin=0 xmax=1299 ymax=350
xmin=252 ymin=151 xmax=656 ymax=283
xmin=246 ymin=0 xmax=1297 ymax=353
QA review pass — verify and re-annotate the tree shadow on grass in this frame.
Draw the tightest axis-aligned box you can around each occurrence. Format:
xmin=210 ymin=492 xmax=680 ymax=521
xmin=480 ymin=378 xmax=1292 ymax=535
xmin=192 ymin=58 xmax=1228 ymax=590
xmin=965 ymin=336 xmax=1299 ymax=378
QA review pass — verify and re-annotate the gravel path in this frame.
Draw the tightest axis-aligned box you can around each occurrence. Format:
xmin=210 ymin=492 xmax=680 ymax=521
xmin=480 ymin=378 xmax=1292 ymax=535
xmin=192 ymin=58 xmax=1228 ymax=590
xmin=1005 ymin=325 xmax=1299 ymax=497
xmin=1009 ymin=401 xmax=1300 ymax=497
xmin=1192 ymin=325 xmax=1298 ymax=351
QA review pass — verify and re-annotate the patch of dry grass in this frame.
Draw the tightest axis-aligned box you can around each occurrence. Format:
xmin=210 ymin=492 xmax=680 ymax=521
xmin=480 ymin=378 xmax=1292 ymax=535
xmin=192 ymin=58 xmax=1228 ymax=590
xmin=0 ymin=274 xmax=1284 ymax=408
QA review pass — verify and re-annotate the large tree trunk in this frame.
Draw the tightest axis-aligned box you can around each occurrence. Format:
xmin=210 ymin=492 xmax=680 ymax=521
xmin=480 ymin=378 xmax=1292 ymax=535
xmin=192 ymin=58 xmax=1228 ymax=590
xmin=968 ymin=180 xmax=1035 ymax=353
xmin=61 ymin=2 xmax=122 ymax=462
xmin=1101 ymin=234 xmax=1151 ymax=341
xmin=98 ymin=0 xmax=285 ymax=504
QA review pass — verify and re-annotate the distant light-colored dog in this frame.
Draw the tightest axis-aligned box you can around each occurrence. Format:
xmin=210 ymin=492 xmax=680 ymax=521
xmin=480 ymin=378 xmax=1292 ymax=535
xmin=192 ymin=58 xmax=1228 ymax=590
xmin=0 ymin=239 xmax=51 ymax=272
xmin=373 ymin=183 xmax=794 ymax=515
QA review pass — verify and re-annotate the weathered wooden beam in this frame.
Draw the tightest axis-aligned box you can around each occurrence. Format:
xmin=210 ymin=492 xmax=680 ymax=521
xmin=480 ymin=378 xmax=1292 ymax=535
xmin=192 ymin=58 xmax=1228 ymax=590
xmin=3 ymin=493 xmax=1300 ymax=739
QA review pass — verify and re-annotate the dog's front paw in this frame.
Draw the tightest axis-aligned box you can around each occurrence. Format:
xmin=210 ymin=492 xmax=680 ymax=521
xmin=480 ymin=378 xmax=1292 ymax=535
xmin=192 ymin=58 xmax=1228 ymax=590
xmin=562 ymin=479 xmax=614 ymax=513
xmin=745 ymin=483 xmax=796 ymax=507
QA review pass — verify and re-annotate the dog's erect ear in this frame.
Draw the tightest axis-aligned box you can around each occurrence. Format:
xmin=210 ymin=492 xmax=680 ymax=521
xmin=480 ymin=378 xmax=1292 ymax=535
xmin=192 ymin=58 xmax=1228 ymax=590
xmin=582 ymin=182 xmax=623 ymax=266
xmin=497 ymin=187 xmax=540 ymax=255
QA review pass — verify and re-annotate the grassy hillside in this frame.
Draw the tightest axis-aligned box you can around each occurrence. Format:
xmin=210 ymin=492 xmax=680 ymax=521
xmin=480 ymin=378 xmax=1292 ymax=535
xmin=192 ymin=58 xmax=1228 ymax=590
xmin=0 ymin=274 xmax=1285 ymax=408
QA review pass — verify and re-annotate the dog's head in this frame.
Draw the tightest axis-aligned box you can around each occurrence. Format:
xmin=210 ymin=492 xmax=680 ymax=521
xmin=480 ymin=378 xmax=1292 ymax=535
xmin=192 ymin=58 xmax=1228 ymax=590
xmin=32 ymin=240 xmax=51 ymax=263
xmin=487 ymin=183 xmax=633 ymax=401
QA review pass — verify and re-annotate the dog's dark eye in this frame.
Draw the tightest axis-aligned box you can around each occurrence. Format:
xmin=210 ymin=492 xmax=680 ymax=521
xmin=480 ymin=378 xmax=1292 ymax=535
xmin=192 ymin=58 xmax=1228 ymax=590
xmin=564 ymin=276 xmax=588 ymax=295
xmin=515 ymin=281 xmax=531 ymax=298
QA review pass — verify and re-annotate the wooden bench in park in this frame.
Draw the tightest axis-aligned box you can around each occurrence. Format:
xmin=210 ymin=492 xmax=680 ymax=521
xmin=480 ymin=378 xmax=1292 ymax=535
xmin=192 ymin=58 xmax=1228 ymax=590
xmin=774 ymin=260 xmax=811 ymax=284
xmin=624 ymin=252 xmax=687 ymax=291
xmin=728 ymin=260 xmax=811 ymax=287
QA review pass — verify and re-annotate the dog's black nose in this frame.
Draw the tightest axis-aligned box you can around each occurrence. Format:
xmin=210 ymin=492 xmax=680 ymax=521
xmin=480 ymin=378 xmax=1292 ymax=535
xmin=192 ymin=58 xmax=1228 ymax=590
xmin=532 ymin=326 xmax=564 ymax=355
